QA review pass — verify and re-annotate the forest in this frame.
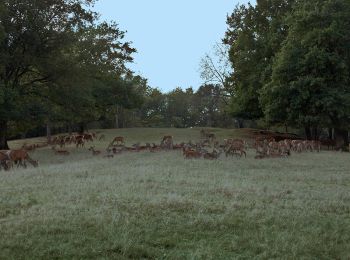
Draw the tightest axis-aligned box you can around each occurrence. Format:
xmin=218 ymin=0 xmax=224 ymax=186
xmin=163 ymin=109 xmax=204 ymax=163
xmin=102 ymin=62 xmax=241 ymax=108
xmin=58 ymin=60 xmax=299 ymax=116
xmin=1 ymin=0 xmax=350 ymax=149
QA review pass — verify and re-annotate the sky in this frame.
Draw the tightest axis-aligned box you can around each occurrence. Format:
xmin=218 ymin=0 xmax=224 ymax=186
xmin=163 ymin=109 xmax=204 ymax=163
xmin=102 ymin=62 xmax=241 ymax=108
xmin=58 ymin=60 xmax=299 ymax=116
xmin=93 ymin=0 xmax=253 ymax=92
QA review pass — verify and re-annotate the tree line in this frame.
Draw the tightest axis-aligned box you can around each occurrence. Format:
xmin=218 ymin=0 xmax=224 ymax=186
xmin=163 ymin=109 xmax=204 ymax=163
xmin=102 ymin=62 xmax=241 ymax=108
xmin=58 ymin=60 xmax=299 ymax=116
xmin=1 ymin=0 xmax=350 ymax=149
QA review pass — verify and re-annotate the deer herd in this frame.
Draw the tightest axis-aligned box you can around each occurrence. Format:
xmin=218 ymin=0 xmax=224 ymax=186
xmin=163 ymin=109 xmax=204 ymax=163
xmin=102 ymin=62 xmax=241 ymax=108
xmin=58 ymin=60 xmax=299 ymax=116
xmin=0 ymin=129 xmax=340 ymax=172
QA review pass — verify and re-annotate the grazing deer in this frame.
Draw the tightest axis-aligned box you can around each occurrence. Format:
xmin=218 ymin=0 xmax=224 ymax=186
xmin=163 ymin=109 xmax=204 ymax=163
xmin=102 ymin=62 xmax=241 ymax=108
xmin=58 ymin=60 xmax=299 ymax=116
xmin=52 ymin=146 xmax=70 ymax=155
xmin=88 ymin=146 xmax=101 ymax=155
xmin=7 ymin=149 xmax=38 ymax=168
xmin=183 ymin=149 xmax=202 ymax=159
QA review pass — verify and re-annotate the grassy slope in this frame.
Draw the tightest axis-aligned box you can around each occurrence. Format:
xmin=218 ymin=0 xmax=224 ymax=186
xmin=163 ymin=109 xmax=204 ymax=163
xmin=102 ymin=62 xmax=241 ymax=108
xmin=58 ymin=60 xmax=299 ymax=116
xmin=1 ymin=128 xmax=350 ymax=259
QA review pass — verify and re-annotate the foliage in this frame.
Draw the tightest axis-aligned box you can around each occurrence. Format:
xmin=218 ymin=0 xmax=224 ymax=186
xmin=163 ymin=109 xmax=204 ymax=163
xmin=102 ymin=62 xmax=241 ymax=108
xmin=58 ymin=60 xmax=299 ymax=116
xmin=137 ymin=85 xmax=232 ymax=128
xmin=261 ymin=0 xmax=350 ymax=131
xmin=0 ymin=0 xmax=140 ymax=146
xmin=224 ymin=0 xmax=296 ymax=120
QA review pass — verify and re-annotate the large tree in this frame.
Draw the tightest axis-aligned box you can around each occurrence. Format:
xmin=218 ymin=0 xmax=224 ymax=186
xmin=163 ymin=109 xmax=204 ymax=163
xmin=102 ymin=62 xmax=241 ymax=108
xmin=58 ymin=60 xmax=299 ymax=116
xmin=224 ymin=0 xmax=296 ymax=120
xmin=0 ymin=0 xmax=95 ymax=148
xmin=261 ymin=0 xmax=350 ymax=143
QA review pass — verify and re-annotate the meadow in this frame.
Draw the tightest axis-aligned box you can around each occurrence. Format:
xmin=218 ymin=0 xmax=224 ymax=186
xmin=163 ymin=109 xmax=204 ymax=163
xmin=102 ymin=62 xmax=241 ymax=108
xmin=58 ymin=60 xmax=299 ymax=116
xmin=1 ymin=128 xmax=350 ymax=259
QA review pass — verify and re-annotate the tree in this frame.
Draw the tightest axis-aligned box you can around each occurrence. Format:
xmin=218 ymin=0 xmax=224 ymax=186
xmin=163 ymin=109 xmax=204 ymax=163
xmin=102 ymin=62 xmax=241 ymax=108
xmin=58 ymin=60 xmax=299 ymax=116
xmin=261 ymin=0 xmax=350 ymax=143
xmin=199 ymin=43 xmax=231 ymax=98
xmin=165 ymin=87 xmax=193 ymax=128
xmin=0 ymin=0 xmax=95 ymax=148
xmin=224 ymin=0 xmax=296 ymax=121
xmin=192 ymin=84 xmax=224 ymax=127
xmin=0 ymin=0 xmax=138 ymax=147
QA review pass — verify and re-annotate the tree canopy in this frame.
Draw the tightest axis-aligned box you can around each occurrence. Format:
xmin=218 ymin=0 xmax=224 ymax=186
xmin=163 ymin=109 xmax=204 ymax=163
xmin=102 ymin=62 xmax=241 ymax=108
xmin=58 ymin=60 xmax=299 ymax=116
xmin=0 ymin=0 xmax=141 ymax=148
xmin=224 ymin=0 xmax=350 ymax=143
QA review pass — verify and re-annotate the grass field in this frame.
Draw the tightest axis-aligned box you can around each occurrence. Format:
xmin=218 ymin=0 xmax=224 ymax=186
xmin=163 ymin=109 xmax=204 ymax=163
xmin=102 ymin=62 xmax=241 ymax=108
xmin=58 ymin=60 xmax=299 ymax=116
xmin=1 ymin=128 xmax=350 ymax=259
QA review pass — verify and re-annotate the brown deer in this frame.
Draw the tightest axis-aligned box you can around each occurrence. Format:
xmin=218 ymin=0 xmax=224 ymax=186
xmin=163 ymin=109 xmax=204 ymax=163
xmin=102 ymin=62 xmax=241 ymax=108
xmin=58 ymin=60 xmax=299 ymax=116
xmin=76 ymin=138 xmax=85 ymax=148
xmin=83 ymin=133 xmax=94 ymax=142
xmin=161 ymin=136 xmax=173 ymax=150
xmin=7 ymin=149 xmax=38 ymax=168
xmin=111 ymin=136 xmax=125 ymax=145
xmin=162 ymin=135 xmax=173 ymax=142
xmin=225 ymin=141 xmax=246 ymax=158
xmin=183 ymin=148 xmax=202 ymax=159
xmin=149 ymin=143 xmax=162 ymax=152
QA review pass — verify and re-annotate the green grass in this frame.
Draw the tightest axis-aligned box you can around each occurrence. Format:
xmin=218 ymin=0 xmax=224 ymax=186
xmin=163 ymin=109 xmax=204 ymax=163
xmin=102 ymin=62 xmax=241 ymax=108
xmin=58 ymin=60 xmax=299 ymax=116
xmin=1 ymin=128 xmax=350 ymax=259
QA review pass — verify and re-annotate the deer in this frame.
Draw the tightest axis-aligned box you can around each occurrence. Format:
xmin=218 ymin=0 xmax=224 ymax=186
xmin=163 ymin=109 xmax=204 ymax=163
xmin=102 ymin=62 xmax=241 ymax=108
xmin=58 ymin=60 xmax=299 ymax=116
xmin=161 ymin=136 xmax=173 ymax=150
xmin=291 ymin=140 xmax=304 ymax=152
xmin=83 ymin=133 xmax=94 ymax=142
xmin=183 ymin=149 xmax=202 ymax=159
xmin=52 ymin=146 xmax=70 ymax=155
xmin=21 ymin=143 xmax=36 ymax=151
xmin=311 ymin=140 xmax=321 ymax=152
xmin=149 ymin=143 xmax=162 ymax=152
xmin=162 ymin=135 xmax=173 ymax=142
xmin=203 ymin=149 xmax=221 ymax=160
xmin=225 ymin=141 xmax=246 ymax=158
xmin=76 ymin=138 xmax=85 ymax=148
xmin=88 ymin=146 xmax=101 ymax=155
xmin=111 ymin=136 xmax=125 ymax=145
xmin=7 ymin=149 xmax=38 ymax=168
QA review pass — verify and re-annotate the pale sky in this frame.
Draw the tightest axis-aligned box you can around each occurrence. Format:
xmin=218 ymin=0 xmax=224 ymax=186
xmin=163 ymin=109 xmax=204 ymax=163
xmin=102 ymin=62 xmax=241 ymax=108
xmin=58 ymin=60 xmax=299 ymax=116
xmin=93 ymin=0 xmax=253 ymax=91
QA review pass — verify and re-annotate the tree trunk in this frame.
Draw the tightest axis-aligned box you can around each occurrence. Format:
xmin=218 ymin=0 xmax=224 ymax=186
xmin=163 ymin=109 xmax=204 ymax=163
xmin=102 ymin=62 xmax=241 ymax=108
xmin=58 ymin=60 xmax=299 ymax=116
xmin=235 ymin=118 xmax=244 ymax=128
xmin=78 ymin=123 xmax=85 ymax=134
xmin=304 ymin=126 xmax=312 ymax=140
xmin=115 ymin=114 xmax=119 ymax=128
xmin=0 ymin=121 xmax=10 ymax=149
xmin=328 ymin=128 xmax=334 ymax=139
xmin=334 ymin=128 xmax=348 ymax=149
xmin=285 ymin=123 xmax=288 ymax=133
xmin=68 ymin=124 xmax=72 ymax=135
xmin=46 ymin=122 xmax=52 ymax=144
xmin=312 ymin=127 xmax=319 ymax=140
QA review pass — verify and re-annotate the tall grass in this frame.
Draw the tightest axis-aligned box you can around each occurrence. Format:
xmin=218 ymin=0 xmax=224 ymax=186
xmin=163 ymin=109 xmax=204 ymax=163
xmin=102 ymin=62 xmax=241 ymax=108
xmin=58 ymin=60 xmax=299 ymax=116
xmin=1 ymin=128 xmax=350 ymax=259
